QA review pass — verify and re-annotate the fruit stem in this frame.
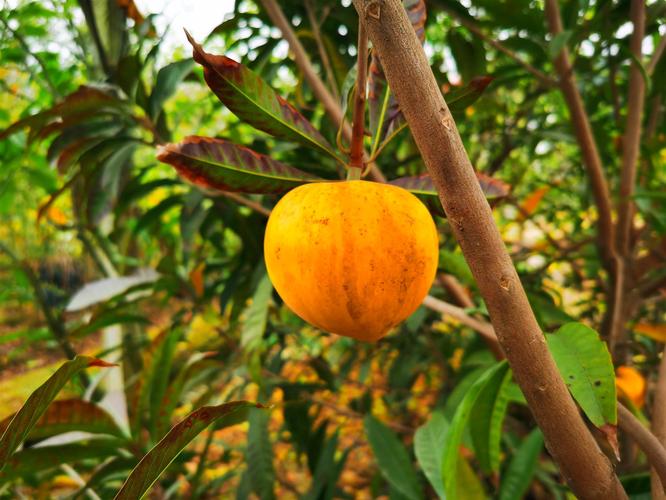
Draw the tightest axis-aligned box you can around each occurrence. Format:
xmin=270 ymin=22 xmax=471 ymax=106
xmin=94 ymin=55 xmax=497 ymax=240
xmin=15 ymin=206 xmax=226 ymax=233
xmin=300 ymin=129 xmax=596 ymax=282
xmin=349 ymin=17 xmax=368 ymax=173
xmin=346 ymin=166 xmax=362 ymax=180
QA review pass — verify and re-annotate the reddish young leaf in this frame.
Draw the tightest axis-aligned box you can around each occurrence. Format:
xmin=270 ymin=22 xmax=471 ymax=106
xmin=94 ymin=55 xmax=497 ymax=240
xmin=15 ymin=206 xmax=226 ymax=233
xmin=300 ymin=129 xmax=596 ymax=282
xmin=390 ymin=171 xmax=510 ymax=216
xmin=368 ymin=0 xmax=426 ymax=143
xmin=114 ymin=402 xmax=264 ymax=500
xmin=0 ymin=356 xmax=116 ymax=472
xmin=157 ymin=136 xmax=322 ymax=194
xmin=185 ymin=31 xmax=341 ymax=163
xmin=0 ymin=399 xmax=125 ymax=442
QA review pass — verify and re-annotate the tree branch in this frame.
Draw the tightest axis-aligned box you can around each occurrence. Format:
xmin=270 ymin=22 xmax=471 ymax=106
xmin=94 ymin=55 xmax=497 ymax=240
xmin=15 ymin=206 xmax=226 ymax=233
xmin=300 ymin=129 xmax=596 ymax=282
xmin=648 ymin=35 xmax=666 ymax=75
xmin=0 ymin=16 xmax=61 ymax=98
xmin=617 ymin=403 xmax=666 ymax=496
xmin=349 ymin=20 xmax=368 ymax=174
xmin=304 ymin=0 xmax=339 ymax=102
xmin=438 ymin=5 xmax=557 ymax=88
xmin=259 ymin=0 xmax=386 ymax=182
xmin=616 ymin=0 xmax=646 ymax=258
xmin=353 ymin=1 xmax=625 ymax=497
xmin=544 ymin=0 xmax=615 ymax=269
xmin=610 ymin=0 xmax=646 ymax=357
xmin=652 ymin=347 xmax=666 ymax=499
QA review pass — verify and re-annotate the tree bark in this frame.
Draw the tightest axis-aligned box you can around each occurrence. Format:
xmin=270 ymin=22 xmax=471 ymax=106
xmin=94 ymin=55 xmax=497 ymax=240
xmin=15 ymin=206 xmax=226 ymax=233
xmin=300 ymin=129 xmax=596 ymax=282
xmin=352 ymin=1 xmax=626 ymax=498
xmin=652 ymin=347 xmax=666 ymax=499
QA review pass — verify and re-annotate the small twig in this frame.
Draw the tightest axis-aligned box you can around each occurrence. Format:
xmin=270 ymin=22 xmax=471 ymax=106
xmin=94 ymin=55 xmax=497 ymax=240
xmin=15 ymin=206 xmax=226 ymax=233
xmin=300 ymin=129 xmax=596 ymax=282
xmin=209 ymin=190 xmax=272 ymax=217
xmin=0 ymin=16 xmax=61 ymax=98
xmin=544 ymin=0 xmax=616 ymax=271
xmin=437 ymin=4 xmax=556 ymax=87
xmin=259 ymin=0 xmax=387 ymax=182
xmin=652 ymin=346 xmax=666 ymax=499
xmin=648 ymin=35 xmax=666 ymax=75
xmin=304 ymin=0 xmax=339 ymax=102
xmin=618 ymin=403 xmax=666 ymax=496
xmin=349 ymin=20 xmax=368 ymax=174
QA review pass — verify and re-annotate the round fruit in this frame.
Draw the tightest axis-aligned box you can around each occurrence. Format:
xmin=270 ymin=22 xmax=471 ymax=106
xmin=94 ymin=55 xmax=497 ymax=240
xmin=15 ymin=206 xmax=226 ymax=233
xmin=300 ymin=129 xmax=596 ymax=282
xmin=264 ymin=180 xmax=439 ymax=342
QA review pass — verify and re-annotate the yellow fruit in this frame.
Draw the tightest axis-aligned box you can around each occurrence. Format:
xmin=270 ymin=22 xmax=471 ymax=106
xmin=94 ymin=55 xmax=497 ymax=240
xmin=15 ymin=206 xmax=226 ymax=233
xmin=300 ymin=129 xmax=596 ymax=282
xmin=264 ymin=180 xmax=439 ymax=342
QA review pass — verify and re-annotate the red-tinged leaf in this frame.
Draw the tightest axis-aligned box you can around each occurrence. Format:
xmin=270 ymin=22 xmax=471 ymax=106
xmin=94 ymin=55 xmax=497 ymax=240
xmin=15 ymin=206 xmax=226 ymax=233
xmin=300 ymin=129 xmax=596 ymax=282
xmin=0 ymin=86 xmax=127 ymax=141
xmin=0 ymin=399 xmax=125 ymax=442
xmin=446 ymin=76 xmax=495 ymax=115
xmin=157 ymin=136 xmax=322 ymax=194
xmin=0 ymin=356 xmax=116 ymax=472
xmin=369 ymin=0 xmax=426 ymax=145
xmin=390 ymin=172 xmax=510 ymax=216
xmin=0 ymin=440 xmax=125 ymax=484
xmin=185 ymin=31 xmax=341 ymax=163
xmin=114 ymin=401 xmax=264 ymax=500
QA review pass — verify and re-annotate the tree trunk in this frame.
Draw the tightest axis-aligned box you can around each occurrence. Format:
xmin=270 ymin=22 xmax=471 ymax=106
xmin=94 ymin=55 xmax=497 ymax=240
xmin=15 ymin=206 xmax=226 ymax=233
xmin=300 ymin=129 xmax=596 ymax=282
xmin=352 ymin=1 xmax=626 ymax=498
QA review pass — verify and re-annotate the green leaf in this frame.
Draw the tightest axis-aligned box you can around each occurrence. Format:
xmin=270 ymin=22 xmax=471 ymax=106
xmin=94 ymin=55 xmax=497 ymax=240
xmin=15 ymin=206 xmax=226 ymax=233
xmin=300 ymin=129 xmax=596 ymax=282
xmin=157 ymin=136 xmax=322 ymax=194
xmin=114 ymin=401 xmax=260 ymax=500
xmin=0 ymin=356 xmax=116 ymax=471
xmin=469 ymin=363 xmax=513 ymax=473
xmin=247 ymin=407 xmax=275 ymax=500
xmin=148 ymin=59 xmax=194 ymax=120
xmin=304 ymin=431 xmax=350 ymax=500
xmin=548 ymin=31 xmax=573 ymax=59
xmin=546 ymin=323 xmax=617 ymax=428
xmin=440 ymin=250 xmax=475 ymax=287
xmin=447 ymin=29 xmax=486 ymax=83
xmin=0 ymin=399 xmax=125 ymax=442
xmin=499 ymin=429 xmax=543 ymax=500
xmin=185 ymin=32 xmax=341 ymax=163
xmin=364 ymin=415 xmax=423 ymax=500
xmin=441 ymin=361 xmax=509 ymax=499
xmin=148 ymin=329 xmax=181 ymax=441
xmin=241 ymin=271 xmax=273 ymax=351
xmin=414 ymin=411 xmax=448 ymax=498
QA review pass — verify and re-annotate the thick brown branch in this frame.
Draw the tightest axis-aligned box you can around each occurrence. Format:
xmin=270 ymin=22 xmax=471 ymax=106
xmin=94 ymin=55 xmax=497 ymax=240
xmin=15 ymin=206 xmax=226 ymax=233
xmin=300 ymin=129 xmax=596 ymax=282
xmin=259 ymin=0 xmax=386 ymax=182
xmin=617 ymin=403 xmax=666 ymax=496
xmin=544 ymin=0 xmax=615 ymax=269
xmin=652 ymin=347 xmax=666 ymax=499
xmin=354 ymin=1 xmax=625 ymax=498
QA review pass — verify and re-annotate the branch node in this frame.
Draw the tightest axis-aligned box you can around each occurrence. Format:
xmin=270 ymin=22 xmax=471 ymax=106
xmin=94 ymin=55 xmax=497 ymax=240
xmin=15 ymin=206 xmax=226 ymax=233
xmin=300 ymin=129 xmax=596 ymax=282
xmin=366 ymin=1 xmax=381 ymax=20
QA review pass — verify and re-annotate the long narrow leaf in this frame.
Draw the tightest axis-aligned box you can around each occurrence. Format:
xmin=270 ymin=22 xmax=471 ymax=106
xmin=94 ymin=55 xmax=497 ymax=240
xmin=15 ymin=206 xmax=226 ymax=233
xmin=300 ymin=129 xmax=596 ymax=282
xmin=499 ymin=429 xmax=544 ymax=500
xmin=0 ymin=356 xmax=116 ymax=471
xmin=185 ymin=31 xmax=341 ymax=162
xmin=469 ymin=366 xmax=513 ymax=473
xmin=114 ymin=401 xmax=261 ymax=500
xmin=157 ymin=136 xmax=322 ymax=194
xmin=414 ymin=411 xmax=448 ymax=498
xmin=364 ymin=415 xmax=423 ymax=500
xmin=441 ymin=361 xmax=509 ymax=499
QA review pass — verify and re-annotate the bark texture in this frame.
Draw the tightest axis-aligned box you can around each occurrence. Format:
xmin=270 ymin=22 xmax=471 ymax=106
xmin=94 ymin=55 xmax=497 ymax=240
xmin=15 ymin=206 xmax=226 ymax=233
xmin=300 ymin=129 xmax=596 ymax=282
xmin=352 ymin=1 xmax=626 ymax=498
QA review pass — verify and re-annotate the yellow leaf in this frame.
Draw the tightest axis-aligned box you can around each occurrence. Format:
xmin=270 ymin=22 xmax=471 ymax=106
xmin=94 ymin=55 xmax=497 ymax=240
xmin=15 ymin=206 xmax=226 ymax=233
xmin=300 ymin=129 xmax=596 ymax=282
xmin=634 ymin=323 xmax=666 ymax=343
xmin=47 ymin=206 xmax=68 ymax=225
xmin=616 ymin=366 xmax=646 ymax=408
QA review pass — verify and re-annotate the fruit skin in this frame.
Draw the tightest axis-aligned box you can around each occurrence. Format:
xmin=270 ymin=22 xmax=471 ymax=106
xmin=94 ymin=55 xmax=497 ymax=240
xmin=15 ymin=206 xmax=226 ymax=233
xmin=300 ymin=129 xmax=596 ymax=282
xmin=264 ymin=180 xmax=439 ymax=342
